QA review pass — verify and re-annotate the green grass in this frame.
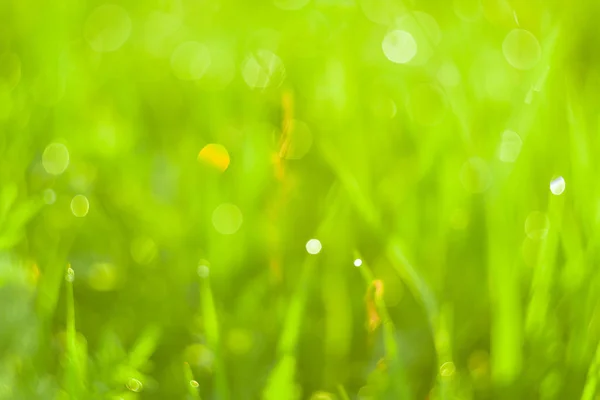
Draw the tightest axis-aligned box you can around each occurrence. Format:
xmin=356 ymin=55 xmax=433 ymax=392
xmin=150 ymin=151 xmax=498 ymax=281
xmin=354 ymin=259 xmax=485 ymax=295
xmin=1 ymin=0 xmax=600 ymax=399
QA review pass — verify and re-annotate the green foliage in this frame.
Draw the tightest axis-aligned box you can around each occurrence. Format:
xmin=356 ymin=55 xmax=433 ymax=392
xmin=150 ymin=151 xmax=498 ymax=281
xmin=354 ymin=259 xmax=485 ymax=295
xmin=1 ymin=0 xmax=600 ymax=399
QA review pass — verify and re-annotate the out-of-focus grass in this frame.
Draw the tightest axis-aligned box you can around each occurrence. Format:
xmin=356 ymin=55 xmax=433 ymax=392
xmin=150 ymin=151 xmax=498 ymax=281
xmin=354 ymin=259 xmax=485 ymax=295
xmin=1 ymin=0 xmax=600 ymax=399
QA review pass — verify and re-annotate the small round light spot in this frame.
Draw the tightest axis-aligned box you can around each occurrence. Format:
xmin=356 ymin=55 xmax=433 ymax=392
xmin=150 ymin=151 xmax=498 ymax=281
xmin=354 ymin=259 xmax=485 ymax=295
xmin=42 ymin=143 xmax=70 ymax=175
xmin=498 ymin=130 xmax=522 ymax=163
xmin=550 ymin=176 xmax=565 ymax=196
xmin=126 ymin=378 xmax=142 ymax=392
xmin=306 ymin=239 xmax=322 ymax=255
xmin=502 ymin=29 xmax=541 ymax=70
xmin=170 ymin=41 xmax=211 ymax=81
xmin=84 ymin=4 xmax=132 ymax=53
xmin=190 ymin=380 xmax=199 ymax=388
xmin=65 ymin=267 xmax=75 ymax=282
xmin=212 ymin=203 xmax=243 ymax=235
xmin=198 ymin=144 xmax=230 ymax=172
xmin=70 ymin=195 xmax=89 ymax=217
xmin=43 ymin=189 xmax=56 ymax=205
xmin=382 ymin=30 xmax=417 ymax=64
xmin=241 ymin=50 xmax=285 ymax=89
xmin=354 ymin=259 xmax=363 ymax=267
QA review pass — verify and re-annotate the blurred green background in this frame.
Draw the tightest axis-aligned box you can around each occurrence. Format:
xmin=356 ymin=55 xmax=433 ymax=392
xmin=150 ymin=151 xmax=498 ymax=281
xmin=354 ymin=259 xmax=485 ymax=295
xmin=1 ymin=0 xmax=599 ymax=398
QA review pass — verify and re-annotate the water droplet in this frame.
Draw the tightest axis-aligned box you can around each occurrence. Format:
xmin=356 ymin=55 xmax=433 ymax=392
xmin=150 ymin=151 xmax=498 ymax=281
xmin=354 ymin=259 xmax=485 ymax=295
xmin=354 ymin=259 xmax=363 ymax=267
xmin=126 ymin=378 xmax=142 ymax=392
xmin=43 ymin=189 xmax=56 ymax=204
xmin=460 ymin=157 xmax=492 ymax=193
xmin=42 ymin=143 xmax=70 ymax=175
xmin=440 ymin=361 xmax=456 ymax=377
xmin=502 ymin=29 xmax=541 ymax=70
xmin=525 ymin=211 xmax=550 ymax=240
xmin=382 ymin=30 xmax=417 ymax=64
xmin=197 ymin=262 xmax=210 ymax=278
xmin=273 ymin=0 xmax=310 ymax=10
xmin=498 ymin=130 xmax=522 ymax=163
xmin=85 ymin=4 xmax=132 ymax=52
xmin=198 ymin=144 xmax=230 ymax=172
xmin=70 ymin=195 xmax=90 ymax=217
xmin=212 ymin=203 xmax=243 ymax=235
xmin=170 ymin=41 xmax=211 ymax=81
xmin=65 ymin=267 xmax=75 ymax=282
xmin=280 ymin=120 xmax=313 ymax=160
xmin=190 ymin=380 xmax=199 ymax=388
xmin=241 ymin=50 xmax=285 ymax=89
xmin=306 ymin=239 xmax=322 ymax=255
xmin=550 ymin=176 xmax=565 ymax=196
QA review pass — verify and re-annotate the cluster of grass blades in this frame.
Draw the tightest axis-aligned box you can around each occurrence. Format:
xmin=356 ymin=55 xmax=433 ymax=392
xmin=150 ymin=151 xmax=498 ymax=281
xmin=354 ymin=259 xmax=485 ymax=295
xmin=2 ymin=0 xmax=600 ymax=399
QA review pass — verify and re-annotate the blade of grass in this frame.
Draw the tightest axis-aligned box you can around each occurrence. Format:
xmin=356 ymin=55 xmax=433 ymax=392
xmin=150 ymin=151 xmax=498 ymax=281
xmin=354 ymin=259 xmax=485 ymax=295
xmin=199 ymin=273 xmax=229 ymax=400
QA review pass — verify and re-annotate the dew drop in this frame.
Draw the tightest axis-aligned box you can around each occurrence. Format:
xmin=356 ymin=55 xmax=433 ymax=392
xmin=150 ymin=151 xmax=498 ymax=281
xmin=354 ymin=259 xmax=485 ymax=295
xmin=306 ymin=239 xmax=322 ymax=255
xmin=65 ymin=267 xmax=75 ymax=282
xmin=440 ymin=361 xmax=456 ymax=377
xmin=550 ymin=176 xmax=565 ymax=196
xmin=126 ymin=378 xmax=142 ymax=392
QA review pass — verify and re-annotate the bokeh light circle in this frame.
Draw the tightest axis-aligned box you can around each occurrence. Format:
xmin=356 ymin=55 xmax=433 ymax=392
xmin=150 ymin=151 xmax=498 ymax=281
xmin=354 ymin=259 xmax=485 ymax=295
xmin=502 ymin=29 xmax=541 ymax=70
xmin=42 ymin=143 xmax=70 ymax=175
xmin=212 ymin=203 xmax=243 ymax=235
xmin=70 ymin=195 xmax=90 ymax=217
xmin=382 ymin=30 xmax=417 ymax=64
xmin=84 ymin=4 xmax=132 ymax=53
